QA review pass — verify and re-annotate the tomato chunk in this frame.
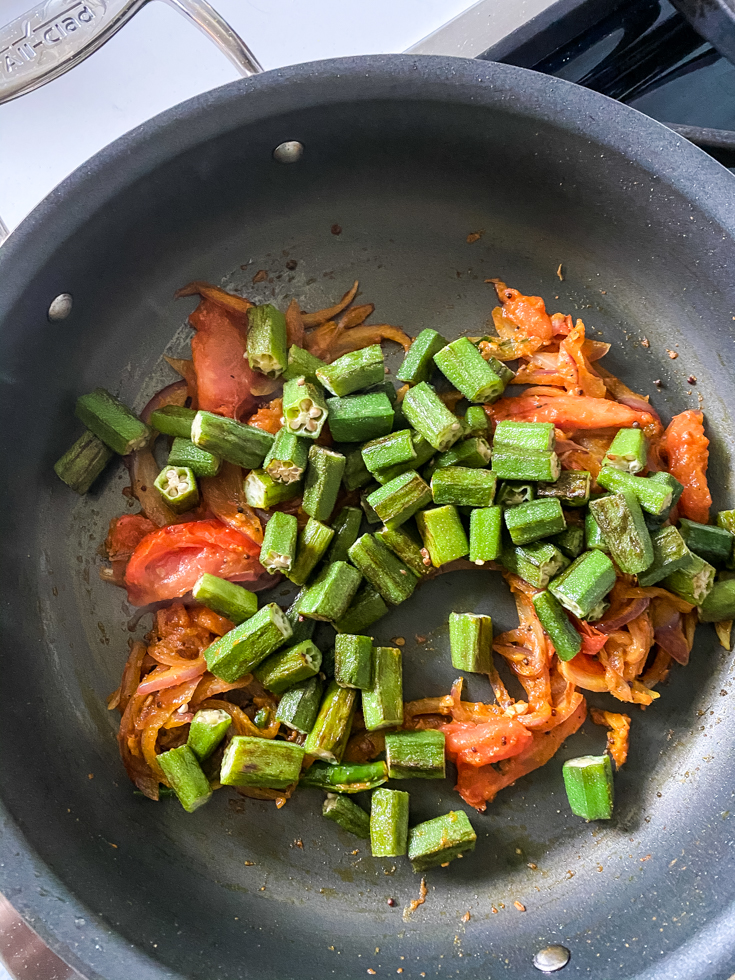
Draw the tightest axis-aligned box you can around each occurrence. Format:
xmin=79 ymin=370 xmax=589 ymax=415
xmin=442 ymin=718 xmax=533 ymax=767
xmin=189 ymin=299 xmax=259 ymax=419
xmin=661 ymin=409 xmax=711 ymax=524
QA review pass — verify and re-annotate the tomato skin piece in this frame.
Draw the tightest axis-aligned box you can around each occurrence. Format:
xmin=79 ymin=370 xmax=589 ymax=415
xmin=487 ymin=393 xmax=657 ymax=432
xmin=105 ymin=514 xmax=158 ymax=585
xmin=499 ymin=287 xmax=553 ymax=342
xmin=661 ymin=409 xmax=711 ymax=524
xmin=189 ymin=299 xmax=259 ymax=419
xmin=124 ymin=519 xmax=263 ymax=606
xmin=442 ymin=718 xmax=533 ymax=767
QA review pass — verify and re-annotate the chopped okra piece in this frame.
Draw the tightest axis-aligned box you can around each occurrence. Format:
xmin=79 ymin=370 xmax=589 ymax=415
xmin=168 ymin=437 xmax=221 ymax=478
xmin=192 ymin=410 xmax=274 ymax=469
xmin=464 ymin=405 xmax=489 ymax=437
xmin=288 ymin=518 xmax=335 ymax=586
xmin=254 ymin=638 xmax=322 ymax=694
xmin=596 ymin=466 xmax=673 ymax=516
xmin=348 ymin=534 xmax=419 ymax=605
xmin=204 ymin=602 xmax=292 ymax=682
xmin=247 ymin=303 xmax=288 ymax=378
xmin=407 ymin=810 xmax=476 ymax=872
xmin=263 ymin=428 xmax=309 ymax=484
xmin=494 ymin=420 xmax=555 ymax=453
xmin=316 ymin=344 xmax=384 ymax=396
xmin=717 ymin=509 xmax=735 ymax=534
xmin=532 ymin=591 xmax=581 ymax=661
xmin=334 ymin=583 xmax=389 ymax=633
xmin=434 ymin=336 xmax=506 ymax=403
xmin=470 ymin=505 xmax=503 ymax=564
xmin=149 ymin=405 xmax=197 ymax=439
xmin=327 ymin=392 xmax=394 ymax=442
xmin=370 ymin=788 xmax=410 ymax=857
xmin=548 ymin=550 xmax=616 ymax=619
xmin=646 ymin=471 xmax=684 ymax=523
xmin=536 ymin=470 xmax=591 ymax=507
xmin=284 ymin=592 xmax=317 ymax=644
xmin=485 ymin=355 xmax=516 ymax=387
xmin=298 ymin=561 xmax=362 ymax=622
xmin=435 ymin=436 xmax=492 ymax=469
xmin=342 ymin=445 xmax=373 ymax=490
xmin=385 ymin=730 xmax=446 ymax=780
xmin=220 ymin=736 xmax=304 ymax=789
xmin=362 ymin=646 xmax=403 ymax=730
xmin=282 ymin=376 xmax=329 ymax=439
xmin=376 ymin=524 xmax=433 ymax=578
xmin=550 ymin=524 xmax=585 ymax=559
xmin=54 ymin=430 xmax=114 ymax=494
xmin=260 ymin=511 xmax=298 ymax=574
xmin=362 ymin=429 xmax=417 ymax=474
xmin=157 ymin=745 xmax=212 ymax=813
xmin=603 ymin=428 xmax=648 ymax=474
xmin=367 ymin=470 xmax=432 ymax=530
xmin=449 ymin=612 xmax=493 ymax=672
xmin=589 ymin=491 xmax=653 ymax=575
xmin=283 ymin=345 xmax=327 ymax=383
xmin=374 ymin=433 xmax=435 ymax=484
xmin=360 ymin=486 xmax=381 ymax=525
xmin=322 ymin=794 xmax=370 ymax=838
xmin=562 ymin=754 xmax=614 ymax=820
xmin=304 ymin=681 xmax=357 ymax=763
xmin=192 ymin=573 xmax=257 ymax=624
xmin=637 ymin=525 xmax=691 ymax=587
xmin=396 ymin=328 xmax=448 ymax=385
xmin=302 ymin=445 xmax=346 ymax=522
xmin=664 ymin=551 xmax=716 ymax=605
xmin=326 ymin=506 xmax=363 ymax=563
xmin=334 ymin=633 xmax=373 ymax=689
xmin=431 ymin=465 xmax=497 ymax=508
xmin=698 ymin=579 xmax=735 ymax=622
xmin=253 ymin=706 xmax=271 ymax=729
xmin=416 ymin=505 xmax=469 ymax=566
xmin=154 ymin=465 xmax=199 ymax=514
xmin=491 ymin=448 xmax=561 ymax=482
xmin=301 ymin=760 xmax=388 ymax=793
xmin=75 ymin=387 xmax=151 ymax=455
xmin=364 ymin=379 xmax=399 ymax=405
xmin=496 ymin=480 xmax=535 ymax=508
xmin=504 ymin=497 xmax=566 ymax=546
xmin=402 ymin=381 xmax=463 ymax=451
xmin=244 ymin=468 xmax=300 ymax=509
xmin=501 ymin=541 xmax=569 ymax=589
xmin=276 ymin=675 xmax=324 ymax=733
xmin=187 ymin=708 xmax=232 ymax=762
xmin=678 ymin=517 xmax=733 ymax=567
xmin=585 ymin=508 xmax=610 ymax=553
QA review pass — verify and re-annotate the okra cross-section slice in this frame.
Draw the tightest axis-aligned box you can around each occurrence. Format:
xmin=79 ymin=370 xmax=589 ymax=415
xmin=678 ymin=517 xmax=733 ymax=568
xmin=75 ymin=387 xmax=151 ymax=455
xmin=449 ymin=612 xmax=493 ymax=672
xmin=260 ymin=510 xmax=298 ymax=574
xmin=385 ymin=730 xmax=446 ymax=780
xmin=281 ymin=376 xmax=329 ymax=439
xmin=187 ymin=708 xmax=232 ymax=762
xmin=562 ymin=754 xmax=614 ymax=820
xmin=157 ymin=744 xmax=212 ymax=813
xmin=54 ymin=429 xmax=113 ymax=494
xmin=244 ymin=469 xmax=300 ymax=509
xmin=327 ymin=392 xmax=394 ymax=443
xmin=416 ymin=505 xmax=469 ymax=567
xmin=532 ymin=590 xmax=582 ymax=662
xmin=367 ymin=470 xmax=432 ymax=530
xmin=326 ymin=506 xmax=363 ymax=563
xmin=288 ymin=517 xmax=335 ymax=587
xmin=596 ymin=466 xmax=673 ymax=516
xmin=254 ymin=638 xmax=322 ymax=694
xmin=402 ymin=382 xmax=463 ymax=452
xmin=298 ymin=561 xmax=362 ymax=622
xmin=300 ymin=760 xmax=388 ymax=793
xmin=362 ymin=646 xmax=403 ymax=731
xmin=370 ymin=788 xmax=410 ymax=857
xmin=548 ymin=550 xmax=616 ymax=619
xmin=434 ymin=336 xmax=506 ymax=403
xmin=496 ymin=480 xmax=535 ymax=508
xmin=283 ymin=345 xmax=327 ymax=383
xmin=435 ymin=436 xmax=492 ymax=470
xmin=504 ymin=497 xmax=566 ymax=546
xmin=220 ymin=736 xmax=304 ymax=789
xmin=396 ymin=328 xmax=448 ymax=386
xmin=664 ymin=550 xmax=715 ymax=605
xmin=376 ymin=524 xmax=433 ymax=578
xmin=168 ymin=437 xmax=221 ymax=478
xmin=491 ymin=448 xmax=561 ymax=483
xmin=501 ymin=541 xmax=569 ymax=589
xmin=303 ymin=445 xmax=346 ymax=522
xmin=192 ymin=411 xmax=274 ymax=469
xmin=431 ymin=466 xmax=497 ymax=508
xmin=536 ymin=470 xmax=591 ymax=508
xmin=493 ymin=420 xmax=555 ymax=453
xmin=304 ymin=681 xmax=357 ymax=763
xmin=362 ymin=429 xmax=417 ymax=474
xmin=407 ymin=810 xmax=477 ymax=872
xmin=588 ymin=491 xmax=653 ymax=575
xmin=334 ymin=633 xmax=373 ymax=689
xmin=154 ymin=465 xmax=199 ymax=514
xmin=334 ymin=583 xmax=389 ymax=634
xmin=322 ymin=794 xmax=371 ymax=838
xmin=469 ymin=506 xmax=503 ymax=565
xmin=316 ymin=343 xmax=385 ymax=396
xmin=637 ymin=525 xmax=690 ymax=587
xmin=192 ymin=573 xmax=257 ymax=625
xmin=698 ymin=579 xmax=735 ymax=622
xmin=603 ymin=428 xmax=648 ymax=474
xmin=263 ymin=428 xmax=309 ymax=484
xmin=149 ymin=405 xmax=197 ymax=439
xmin=348 ymin=534 xmax=419 ymax=605
xmin=276 ymin=675 xmax=324 ymax=734
xmin=247 ymin=303 xmax=288 ymax=378
xmin=204 ymin=602 xmax=293 ymax=682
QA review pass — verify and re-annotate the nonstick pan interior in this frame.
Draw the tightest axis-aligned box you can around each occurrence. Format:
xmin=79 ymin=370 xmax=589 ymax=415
xmin=1 ymin=56 xmax=735 ymax=980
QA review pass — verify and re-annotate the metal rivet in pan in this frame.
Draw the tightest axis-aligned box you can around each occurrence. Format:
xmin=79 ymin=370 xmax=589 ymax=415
xmin=48 ymin=293 xmax=73 ymax=321
xmin=273 ymin=141 xmax=304 ymax=163
xmin=533 ymin=945 xmax=570 ymax=973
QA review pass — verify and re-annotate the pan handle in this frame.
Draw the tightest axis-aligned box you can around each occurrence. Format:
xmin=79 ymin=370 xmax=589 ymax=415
xmin=0 ymin=0 xmax=263 ymax=107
